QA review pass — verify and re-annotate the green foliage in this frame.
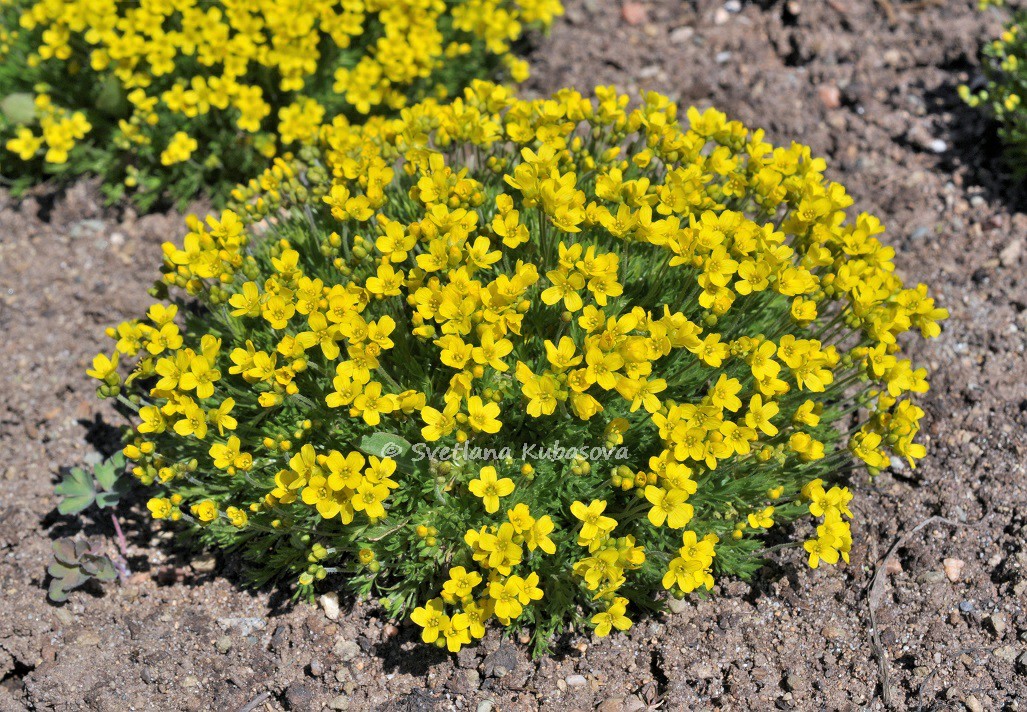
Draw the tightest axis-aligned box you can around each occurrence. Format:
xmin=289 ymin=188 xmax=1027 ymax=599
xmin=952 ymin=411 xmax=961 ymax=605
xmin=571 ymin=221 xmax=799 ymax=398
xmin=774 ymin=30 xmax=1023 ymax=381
xmin=962 ymin=10 xmax=1027 ymax=179
xmin=47 ymin=538 xmax=117 ymax=603
xmin=54 ymin=453 xmax=129 ymax=515
xmin=0 ymin=0 xmax=561 ymax=208
xmin=94 ymin=85 xmax=944 ymax=652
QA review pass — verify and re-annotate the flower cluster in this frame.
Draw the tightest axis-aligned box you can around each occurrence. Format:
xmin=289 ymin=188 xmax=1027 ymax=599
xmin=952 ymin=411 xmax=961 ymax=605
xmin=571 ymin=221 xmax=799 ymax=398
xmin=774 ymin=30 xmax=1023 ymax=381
xmin=0 ymin=0 xmax=560 ymax=207
xmin=961 ymin=8 xmax=1027 ymax=178
xmin=93 ymin=82 xmax=945 ymax=652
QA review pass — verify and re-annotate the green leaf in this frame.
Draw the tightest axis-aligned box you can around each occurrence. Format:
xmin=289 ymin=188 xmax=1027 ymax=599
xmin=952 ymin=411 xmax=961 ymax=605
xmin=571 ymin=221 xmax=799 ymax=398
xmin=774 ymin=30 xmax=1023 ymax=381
xmin=47 ymin=561 xmax=75 ymax=578
xmin=90 ymin=558 xmax=118 ymax=582
xmin=47 ymin=580 xmax=69 ymax=603
xmin=0 ymin=93 xmax=36 ymax=124
xmin=55 ymin=468 xmax=97 ymax=515
xmin=51 ymin=538 xmax=81 ymax=566
xmin=57 ymin=568 xmax=86 ymax=592
xmin=358 ymin=433 xmax=412 ymax=459
xmin=93 ymin=452 xmax=126 ymax=491
xmin=79 ymin=553 xmax=117 ymax=580
xmin=94 ymin=74 xmax=128 ymax=117
xmin=56 ymin=492 xmax=96 ymax=515
xmin=94 ymin=491 xmax=121 ymax=509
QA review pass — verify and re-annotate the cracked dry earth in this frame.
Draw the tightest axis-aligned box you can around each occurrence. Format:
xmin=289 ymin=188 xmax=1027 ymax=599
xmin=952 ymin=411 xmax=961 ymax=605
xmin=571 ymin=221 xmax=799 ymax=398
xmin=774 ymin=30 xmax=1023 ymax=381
xmin=2 ymin=1 xmax=1027 ymax=710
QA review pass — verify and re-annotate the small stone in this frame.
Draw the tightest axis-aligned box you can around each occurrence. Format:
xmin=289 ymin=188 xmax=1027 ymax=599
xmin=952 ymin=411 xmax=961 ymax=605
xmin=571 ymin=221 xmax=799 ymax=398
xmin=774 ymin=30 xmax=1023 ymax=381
xmin=215 ymin=636 xmax=233 ymax=654
xmin=929 ymin=139 xmax=948 ymax=154
xmin=943 ymin=558 xmax=965 ymax=583
xmin=986 ymin=613 xmax=1007 ymax=638
xmin=284 ymin=681 xmax=313 ymax=710
xmin=965 ymin=694 xmax=984 ymax=712
xmin=882 ymin=49 xmax=902 ymax=67
xmin=817 ymin=85 xmax=841 ymax=110
xmin=917 ymin=571 xmax=946 ymax=584
xmin=621 ymin=2 xmax=647 ymax=25
xmin=476 ymin=702 xmax=495 ymax=712
xmin=54 ymin=608 xmax=74 ymax=627
xmin=689 ymin=661 xmax=716 ymax=679
xmin=482 ymin=644 xmax=518 ymax=679
xmin=597 ymin=698 xmax=626 ymax=712
xmin=190 ymin=553 xmax=217 ymax=573
xmin=959 ymin=601 xmax=975 ymax=613
xmin=448 ymin=668 xmax=480 ymax=695
xmin=381 ymin=623 xmax=399 ymax=640
xmin=714 ymin=51 xmax=732 ymax=64
xmin=329 ymin=695 xmax=350 ymax=711
xmin=334 ymin=637 xmax=360 ymax=662
xmin=724 ymin=0 xmax=742 ymax=11
xmin=669 ymin=26 xmax=694 ymax=43
xmin=885 ymin=557 xmax=903 ymax=576
xmin=713 ymin=7 xmax=730 ymax=24
xmin=74 ymin=631 xmax=102 ymax=647
xmin=821 ymin=625 xmax=844 ymax=640
xmin=556 ymin=679 xmax=567 ymax=691
xmin=667 ymin=597 xmax=691 ymax=615
xmin=217 ymin=617 xmax=266 ymax=636
xmin=181 ymin=675 xmax=200 ymax=689
xmin=1000 ymin=240 xmax=1023 ymax=267
xmin=993 ymin=645 xmax=1017 ymax=663
xmin=309 ymin=659 xmax=324 ymax=677
xmin=319 ymin=592 xmax=340 ymax=621
xmin=565 ymin=674 xmax=587 ymax=687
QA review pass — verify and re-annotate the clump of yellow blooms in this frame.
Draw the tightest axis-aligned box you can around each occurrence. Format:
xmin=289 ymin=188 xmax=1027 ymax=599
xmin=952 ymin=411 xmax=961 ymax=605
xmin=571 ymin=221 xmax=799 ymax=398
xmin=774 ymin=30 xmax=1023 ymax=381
xmin=961 ymin=7 xmax=1027 ymax=178
xmin=0 ymin=0 xmax=560 ymax=207
xmin=92 ymin=82 xmax=946 ymax=652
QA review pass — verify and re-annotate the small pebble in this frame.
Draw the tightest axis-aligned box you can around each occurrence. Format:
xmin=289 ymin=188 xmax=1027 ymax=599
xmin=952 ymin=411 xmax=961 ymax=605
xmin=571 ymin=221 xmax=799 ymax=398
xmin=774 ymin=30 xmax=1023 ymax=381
xmin=319 ymin=592 xmax=340 ymax=621
xmin=190 ymin=553 xmax=217 ymax=573
xmin=334 ymin=637 xmax=360 ymax=661
xmin=817 ymin=85 xmax=841 ymax=110
xmin=566 ymin=674 xmax=588 ymax=687
xmin=965 ymin=694 xmax=984 ymax=712
xmin=215 ymin=636 xmax=233 ymax=654
xmin=669 ymin=26 xmax=694 ymax=43
xmin=715 ymin=51 xmax=732 ymax=64
xmin=476 ymin=702 xmax=495 ymax=712
xmin=821 ymin=625 xmax=844 ymax=640
xmin=943 ymin=558 xmax=965 ymax=583
xmin=621 ymin=2 xmax=647 ymax=25
xmin=309 ymin=659 xmax=324 ymax=677
xmin=986 ymin=613 xmax=1007 ymax=637
xmin=929 ymin=139 xmax=947 ymax=154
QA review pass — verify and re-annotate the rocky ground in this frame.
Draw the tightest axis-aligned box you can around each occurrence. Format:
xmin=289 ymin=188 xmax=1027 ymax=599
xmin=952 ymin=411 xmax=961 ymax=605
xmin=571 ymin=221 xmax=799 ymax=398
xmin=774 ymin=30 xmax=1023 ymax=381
xmin=2 ymin=1 xmax=1026 ymax=710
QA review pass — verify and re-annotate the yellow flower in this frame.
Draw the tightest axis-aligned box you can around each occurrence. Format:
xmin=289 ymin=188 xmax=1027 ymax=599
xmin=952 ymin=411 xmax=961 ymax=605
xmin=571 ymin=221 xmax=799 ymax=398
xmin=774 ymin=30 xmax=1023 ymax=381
xmin=190 ymin=499 xmax=218 ymax=523
xmin=468 ymin=466 xmax=515 ymax=514
xmin=466 ymin=395 xmax=502 ymax=434
xmin=160 ymin=131 xmax=198 ymax=166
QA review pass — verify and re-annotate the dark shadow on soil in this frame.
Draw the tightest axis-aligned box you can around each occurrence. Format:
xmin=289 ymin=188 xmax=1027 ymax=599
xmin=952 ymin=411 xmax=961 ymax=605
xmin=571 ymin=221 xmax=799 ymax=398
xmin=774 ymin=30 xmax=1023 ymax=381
xmin=923 ymin=79 xmax=1027 ymax=213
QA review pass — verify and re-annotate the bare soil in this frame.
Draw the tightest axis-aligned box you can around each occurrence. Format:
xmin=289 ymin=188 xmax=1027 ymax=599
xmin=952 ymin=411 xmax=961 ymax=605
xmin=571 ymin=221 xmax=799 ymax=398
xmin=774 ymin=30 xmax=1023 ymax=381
xmin=1 ymin=1 xmax=1026 ymax=710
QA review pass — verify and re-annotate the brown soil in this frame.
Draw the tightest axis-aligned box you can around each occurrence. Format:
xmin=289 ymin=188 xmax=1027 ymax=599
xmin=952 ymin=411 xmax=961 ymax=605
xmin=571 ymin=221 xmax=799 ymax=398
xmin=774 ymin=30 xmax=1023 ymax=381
xmin=2 ymin=1 xmax=1026 ymax=710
